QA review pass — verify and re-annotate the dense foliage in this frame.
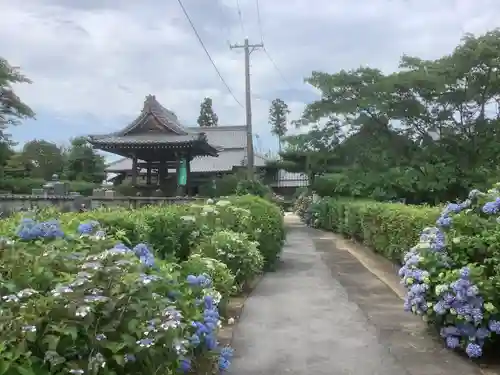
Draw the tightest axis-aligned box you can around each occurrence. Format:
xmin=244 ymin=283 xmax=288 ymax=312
xmin=0 ymin=195 xmax=285 ymax=374
xmin=197 ymin=97 xmax=219 ymax=128
xmin=0 ymin=177 xmax=98 ymax=195
xmin=228 ymin=195 xmax=285 ymax=270
xmin=304 ymin=183 xmax=500 ymax=358
xmin=0 ymin=56 xmax=105 ymax=184
xmin=271 ymin=29 xmax=500 ymax=205
xmin=235 ymin=178 xmax=271 ymax=198
xmin=198 ymin=175 xmax=240 ymax=198
xmin=268 ymin=98 xmax=290 ymax=153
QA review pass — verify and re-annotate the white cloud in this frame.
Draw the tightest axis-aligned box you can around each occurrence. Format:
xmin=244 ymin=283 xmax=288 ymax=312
xmin=1 ymin=0 xmax=500 ymax=151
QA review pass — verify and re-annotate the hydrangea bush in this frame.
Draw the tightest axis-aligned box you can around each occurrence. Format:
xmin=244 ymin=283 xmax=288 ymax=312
xmin=195 ymin=230 xmax=263 ymax=292
xmin=181 ymin=254 xmax=236 ymax=302
xmin=399 ymin=186 xmax=500 ymax=358
xmin=0 ymin=218 xmax=234 ymax=374
xmin=228 ymin=195 xmax=285 ymax=270
xmin=293 ymin=192 xmax=313 ymax=222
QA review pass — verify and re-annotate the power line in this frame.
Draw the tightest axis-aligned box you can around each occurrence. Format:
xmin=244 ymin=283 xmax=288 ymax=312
xmin=254 ymin=0 xmax=294 ymax=88
xmin=176 ymin=0 xmax=244 ymax=108
xmin=263 ymin=48 xmax=293 ymax=88
xmin=215 ymin=0 xmax=231 ymax=46
xmin=255 ymin=0 xmax=263 ymax=43
xmin=235 ymin=0 xmax=246 ymax=37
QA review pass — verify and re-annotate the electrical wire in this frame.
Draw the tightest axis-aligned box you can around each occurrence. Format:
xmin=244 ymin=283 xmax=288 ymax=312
xmin=254 ymin=0 xmax=294 ymax=88
xmin=215 ymin=0 xmax=232 ymax=46
xmin=235 ymin=0 xmax=246 ymax=37
xmin=255 ymin=0 xmax=263 ymax=43
xmin=263 ymin=48 xmax=294 ymax=88
xmin=176 ymin=0 xmax=244 ymax=108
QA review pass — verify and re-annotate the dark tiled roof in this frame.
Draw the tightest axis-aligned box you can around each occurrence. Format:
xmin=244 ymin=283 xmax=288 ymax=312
xmin=186 ymin=126 xmax=246 ymax=149
xmin=119 ymin=95 xmax=188 ymax=136
xmin=89 ymin=134 xmax=199 ymax=145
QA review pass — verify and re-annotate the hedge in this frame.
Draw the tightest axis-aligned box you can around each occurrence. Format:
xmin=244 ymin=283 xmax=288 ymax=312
xmin=0 ymin=195 xmax=285 ymax=374
xmin=309 ymin=198 xmax=439 ymax=262
xmin=0 ymin=177 xmax=98 ymax=195
xmin=306 ymin=191 xmax=500 ymax=358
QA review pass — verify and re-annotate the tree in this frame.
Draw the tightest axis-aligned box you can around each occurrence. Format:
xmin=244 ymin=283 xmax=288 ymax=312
xmin=0 ymin=57 xmax=35 ymax=132
xmin=20 ymin=140 xmax=65 ymax=180
xmin=286 ymin=28 xmax=500 ymax=204
xmin=266 ymin=121 xmax=344 ymax=188
xmin=0 ymin=57 xmax=35 ymax=173
xmin=268 ymin=98 xmax=290 ymax=153
xmin=197 ymin=97 xmax=218 ymax=127
xmin=64 ymin=137 xmax=106 ymax=183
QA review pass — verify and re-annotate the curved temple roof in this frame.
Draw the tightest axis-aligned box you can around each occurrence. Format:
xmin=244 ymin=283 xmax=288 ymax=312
xmin=87 ymin=95 xmax=219 ymax=157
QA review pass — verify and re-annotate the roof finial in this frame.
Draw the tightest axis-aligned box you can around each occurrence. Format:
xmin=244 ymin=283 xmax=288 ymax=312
xmin=143 ymin=95 xmax=156 ymax=112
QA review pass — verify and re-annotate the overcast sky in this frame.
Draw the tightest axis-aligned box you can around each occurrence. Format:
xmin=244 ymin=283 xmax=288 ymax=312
xmin=1 ymin=0 xmax=500 ymax=156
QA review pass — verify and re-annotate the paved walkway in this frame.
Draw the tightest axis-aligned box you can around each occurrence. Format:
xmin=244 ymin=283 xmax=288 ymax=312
xmin=229 ymin=214 xmax=483 ymax=375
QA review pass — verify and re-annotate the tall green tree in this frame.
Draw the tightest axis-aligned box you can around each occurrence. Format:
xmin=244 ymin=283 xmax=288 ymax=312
xmin=0 ymin=57 xmax=35 ymax=130
xmin=268 ymin=98 xmax=290 ymax=153
xmin=267 ymin=120 xmax=344 ymax=187
xmin=197 ymin=97 xmax=218 ymax=127
xmin=64 ymin=137 xmax=106 ymax=183
xmin=0 ymin=57 xmax=34 ymax=172
xmin=21 ymin=140 xmax=65 ymax=180
xmin=284 ymin=28 xmax=500 ymax=204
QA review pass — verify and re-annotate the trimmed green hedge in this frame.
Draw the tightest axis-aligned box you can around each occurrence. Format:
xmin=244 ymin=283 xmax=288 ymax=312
xmin=307 ymin=193 xmax=500 ymax=358
xmin=0 ymin=177 xmax=98 ymax=195
xmin=310 ymin=198 xmax=440 ymax=262
xmin=229 ymin=195 xmax=285 ymax=270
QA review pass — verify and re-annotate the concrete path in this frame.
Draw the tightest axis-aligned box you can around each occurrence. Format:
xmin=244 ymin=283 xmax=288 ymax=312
xmin=229 ymin=214 xmax=483 ymax=375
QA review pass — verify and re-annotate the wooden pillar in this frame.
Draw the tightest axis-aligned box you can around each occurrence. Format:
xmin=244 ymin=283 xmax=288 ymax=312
xmin=186 ymin=155 xmax=191 ymax=196
xmin=146 ymin=163 xmax=152 ymax=185
xmin=176 ymin=153 xmax=183 ymax=197
xmin=131 ymin=156 xmax=138 ymax=186
xmin=158 ymin=161 xmax=166 ymax=185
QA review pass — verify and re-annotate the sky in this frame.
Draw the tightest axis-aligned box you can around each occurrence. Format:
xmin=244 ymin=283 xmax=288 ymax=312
xmin=1 ymin=0 xmax=500 ymax=159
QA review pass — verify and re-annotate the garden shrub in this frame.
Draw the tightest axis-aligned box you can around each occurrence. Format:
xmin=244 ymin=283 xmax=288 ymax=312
xmin=0 ymin=192 xmax=288 ymax=375
xmin=198 ymin=174 xmax=239 ymax=197
xmin=180 ymin=254 xmax=235 ymax=300
xmin=293 ymin=191 xmax=312 ymax=221
xmin=307 ymin=187 xmax=500 ymax=358
xmin=0 ymin=196 xmax=285 ymax=269
xmin=186 ymin=198 xmax=254 ymax=239
xmin=0 ymin=177 xmax=97 ymax=195
xmin=229 ymin=195 xmax=285 ymax=270
xmin=235 ymin=178 xmax=271 ymax=198
xmin=194 ymin=230 xmax=263 ymax=291
xmin=0 ymin=217 xmax=234 ymax=374
xmin=396 ymin=187 xmax=500 ymax=357
xmin=309 ymin=197 xmax=439 ymax=262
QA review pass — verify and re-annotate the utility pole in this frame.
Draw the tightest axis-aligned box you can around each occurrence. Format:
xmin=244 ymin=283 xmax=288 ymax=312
xmin=230 ymin=38 xmax=263 ymax=179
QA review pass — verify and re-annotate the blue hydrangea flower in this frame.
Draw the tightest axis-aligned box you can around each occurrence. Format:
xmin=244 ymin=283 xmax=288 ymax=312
xmin=179 ymin=357 xmax=191 ymax=373
xmin=17 ymin=219 xmax=64 ymax=240
xmin=436 ymin=215 xmax=452 ymax=228
xmin=465 ymin=342 xmax=482 ymax=358
xmin=488 ymin=320 xmax=500 ymax=334
xmin=189 ymin=334 xmax=201 ymax=347
xmin=482 ymin=198 xmax=500 ymax=215
xmin=186 ymin=274 xmax=212 ymax=288
xmin=78 ymin=222 xmax=93 ymax=235
xmin=218 ymin=356 xmax=231 ymax=372
xmin=133 ymin=243 xmax=155 ymax=268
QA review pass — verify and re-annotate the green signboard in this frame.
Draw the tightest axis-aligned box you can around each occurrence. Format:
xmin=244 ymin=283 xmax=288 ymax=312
xmin=178 ymin=159 xmax=187 ymax=186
